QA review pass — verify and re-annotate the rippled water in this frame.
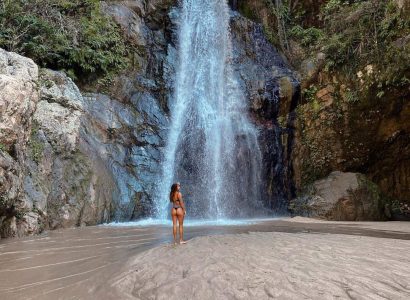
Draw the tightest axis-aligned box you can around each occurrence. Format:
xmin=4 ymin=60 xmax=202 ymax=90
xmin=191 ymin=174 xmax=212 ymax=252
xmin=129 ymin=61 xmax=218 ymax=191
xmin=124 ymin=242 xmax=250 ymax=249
xmin=155 ymin=0 xmax=264 ymax=220
xmin=104 ymin=218 xmax=281 ymax=227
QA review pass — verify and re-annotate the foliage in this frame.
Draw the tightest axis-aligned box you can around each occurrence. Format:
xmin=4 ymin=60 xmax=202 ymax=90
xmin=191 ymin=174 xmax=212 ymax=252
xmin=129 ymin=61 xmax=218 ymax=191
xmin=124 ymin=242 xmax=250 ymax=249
xmin=263 ymin=25 xmax=280 ymax=48
xmin=321 ymin=0 xmax=365 ymax=17
xmin=0 ymin=0 xmax=129 ymax=85
xmin=302 ymin=85 xmax=318 ymax=102
xmin=29 ymin=122 xmax=44 ymax=164
xmin=264 ymin=0 xmax=409 ymax=95
xmin=321 ymin=1 xmax=410 ymax=87
xmin=288 ymin=25 xmax=323 ymax=47
xmin=14 ymin=207 xmax=29 ymax=220
xmin=264 ymin=0 xmax=292 ymax=50
xmin=238 ymin=3 xmax=257 ymax=20
xmin=277 ymin=115 xmax=286 ymax=127
xmin=345 ymin=90 xmax=359 ymax=103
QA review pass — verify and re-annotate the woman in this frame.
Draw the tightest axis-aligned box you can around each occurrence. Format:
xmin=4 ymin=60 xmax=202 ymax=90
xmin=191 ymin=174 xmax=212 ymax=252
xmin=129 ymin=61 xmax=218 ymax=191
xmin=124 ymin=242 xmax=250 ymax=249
xmin=170 ymin=182 xmax=187 ymax=245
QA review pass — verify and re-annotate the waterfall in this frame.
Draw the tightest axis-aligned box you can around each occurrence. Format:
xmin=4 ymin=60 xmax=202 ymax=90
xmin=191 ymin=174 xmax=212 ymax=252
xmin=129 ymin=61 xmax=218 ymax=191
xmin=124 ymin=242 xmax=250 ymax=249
xmin=155 ymin=0 xmax=265 ymax=220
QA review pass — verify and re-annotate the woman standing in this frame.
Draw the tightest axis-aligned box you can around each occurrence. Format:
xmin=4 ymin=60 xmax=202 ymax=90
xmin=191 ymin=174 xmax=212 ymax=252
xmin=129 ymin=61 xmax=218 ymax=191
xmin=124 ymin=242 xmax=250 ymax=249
xmin=170 ymin=183 xmax=187 ymax=245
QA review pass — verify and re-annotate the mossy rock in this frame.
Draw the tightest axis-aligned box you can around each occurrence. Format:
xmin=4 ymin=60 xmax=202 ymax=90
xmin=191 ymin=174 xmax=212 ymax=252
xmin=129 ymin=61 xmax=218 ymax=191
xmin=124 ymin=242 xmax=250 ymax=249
xmin=290 ymin=171 xmax=389 ymax=221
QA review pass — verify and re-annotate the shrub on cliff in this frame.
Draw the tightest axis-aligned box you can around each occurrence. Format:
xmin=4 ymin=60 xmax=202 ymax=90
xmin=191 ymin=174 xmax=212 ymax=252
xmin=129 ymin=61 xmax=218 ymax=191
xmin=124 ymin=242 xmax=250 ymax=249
xmin=0 ymin=0 xmax=129 ymax=85
xmin=265 ymin=0 xmax=409 ymax=95
xmin=320 ymin=1 xmax=410 ymax=84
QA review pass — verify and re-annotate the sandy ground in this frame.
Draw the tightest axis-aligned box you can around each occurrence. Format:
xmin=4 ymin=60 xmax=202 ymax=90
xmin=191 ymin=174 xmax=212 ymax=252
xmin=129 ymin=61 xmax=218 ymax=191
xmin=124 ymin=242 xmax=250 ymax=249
xmin=288 ymin=216 xmax=410 ymax=233
xmin=1 ymin=218 xmax=409 ymax=299
xmin=110 ymin=231 xmax=410 ymax=300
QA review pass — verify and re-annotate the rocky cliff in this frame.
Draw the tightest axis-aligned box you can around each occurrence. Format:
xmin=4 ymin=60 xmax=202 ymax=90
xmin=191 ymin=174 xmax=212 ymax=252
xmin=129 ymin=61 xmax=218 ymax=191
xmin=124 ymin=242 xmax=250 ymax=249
xmin=0 ymin=49 xmax=40 ymax=237
xmin=0 ymin=0 xmax=300 ymax=237
xmin=232 ymin=0 xmax=409 ymax=220
xmin=0 ymin=0 xmax=174 ymax=237
xmin=1 ymin=0 xmax=409 ymax=238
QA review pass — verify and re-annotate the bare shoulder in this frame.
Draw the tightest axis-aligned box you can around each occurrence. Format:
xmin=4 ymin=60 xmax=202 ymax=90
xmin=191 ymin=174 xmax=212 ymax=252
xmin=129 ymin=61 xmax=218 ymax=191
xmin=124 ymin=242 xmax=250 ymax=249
xmin=177 ymin=191 xmax=183 ymax=199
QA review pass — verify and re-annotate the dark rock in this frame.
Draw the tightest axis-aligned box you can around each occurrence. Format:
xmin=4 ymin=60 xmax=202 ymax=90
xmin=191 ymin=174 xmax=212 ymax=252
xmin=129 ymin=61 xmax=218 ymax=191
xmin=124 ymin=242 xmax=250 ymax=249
xmin=230 ymin=13 xmax=300 ymax=211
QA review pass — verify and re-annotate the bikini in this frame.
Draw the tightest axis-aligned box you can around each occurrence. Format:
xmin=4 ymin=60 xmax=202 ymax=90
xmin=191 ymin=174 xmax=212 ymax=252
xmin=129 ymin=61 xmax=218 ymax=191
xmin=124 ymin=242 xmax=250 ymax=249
xmin=171 ymin=198 xmax=182 ymax=210
xmin=172 ymin=200 xmax=182 ymax=210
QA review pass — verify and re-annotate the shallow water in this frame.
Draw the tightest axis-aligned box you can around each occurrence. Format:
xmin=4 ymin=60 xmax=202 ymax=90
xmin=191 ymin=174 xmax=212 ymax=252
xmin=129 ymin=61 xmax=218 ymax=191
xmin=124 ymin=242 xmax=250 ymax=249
xmin=103 ymin=217 xmax=281 ymax=227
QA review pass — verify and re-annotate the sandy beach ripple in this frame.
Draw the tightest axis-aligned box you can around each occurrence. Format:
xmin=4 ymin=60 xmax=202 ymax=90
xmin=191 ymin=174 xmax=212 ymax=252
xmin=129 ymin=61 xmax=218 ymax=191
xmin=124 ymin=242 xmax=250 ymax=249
xmin=111 ymin=231 xmax=410 ymax=300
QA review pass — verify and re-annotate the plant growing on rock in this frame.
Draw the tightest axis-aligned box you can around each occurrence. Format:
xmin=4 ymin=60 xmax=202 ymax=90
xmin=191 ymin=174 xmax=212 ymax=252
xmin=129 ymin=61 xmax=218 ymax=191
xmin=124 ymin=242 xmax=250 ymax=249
xmin=321 ymin=0 xmax=410 ymax=90
xmin=302 ymin=84 xmax=318 ymax=102
xmin=0 ymin=0 xmax=129 ymax=85
xmin=345 ymin=90 xmax=359 ymax=103
xmin=28 ymin=122 xmax=44 ymax=164
xmin=288 ymin=25 xmax=323 ymax=47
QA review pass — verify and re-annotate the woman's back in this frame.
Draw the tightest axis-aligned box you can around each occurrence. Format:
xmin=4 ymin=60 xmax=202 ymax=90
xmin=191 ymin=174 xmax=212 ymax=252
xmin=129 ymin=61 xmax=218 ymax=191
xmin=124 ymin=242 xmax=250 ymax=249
xmin=170 ymin=192 xmax=181 ymax=204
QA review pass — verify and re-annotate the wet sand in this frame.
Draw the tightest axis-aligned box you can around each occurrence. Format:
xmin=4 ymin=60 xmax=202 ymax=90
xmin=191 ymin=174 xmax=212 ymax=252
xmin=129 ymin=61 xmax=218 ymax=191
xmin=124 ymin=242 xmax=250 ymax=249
xmin=0 ymin=218 xmax=409 ymax=299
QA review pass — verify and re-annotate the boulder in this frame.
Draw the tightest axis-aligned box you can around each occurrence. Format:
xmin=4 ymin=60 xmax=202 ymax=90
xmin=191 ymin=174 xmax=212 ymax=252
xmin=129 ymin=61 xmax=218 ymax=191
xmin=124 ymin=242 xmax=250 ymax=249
xmin=290 ymin=171 xmax=388 ymax=221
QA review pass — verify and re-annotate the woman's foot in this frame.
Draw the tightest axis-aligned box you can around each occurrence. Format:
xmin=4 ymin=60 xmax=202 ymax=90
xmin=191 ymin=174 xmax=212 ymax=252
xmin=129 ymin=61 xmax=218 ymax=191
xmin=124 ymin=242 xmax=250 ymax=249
xmin=179 ymin=240 xmax=187 ymax=244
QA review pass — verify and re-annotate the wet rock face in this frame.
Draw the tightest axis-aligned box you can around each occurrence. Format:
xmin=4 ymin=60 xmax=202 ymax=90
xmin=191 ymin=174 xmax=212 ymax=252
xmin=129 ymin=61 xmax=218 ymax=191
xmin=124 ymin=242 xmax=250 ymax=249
xmin=97 ymin=1 xmax=299 ymax=217
xmin=80 ymin=91 xmax=167 ymax=220
xmin=0 ymin=1 xmax=177 ymax=236
xmin=81 ymin=0 xmax=174 ymax=220
xmin=230 ymin=13 xmax=300 ymax=211
xmin=1 ymin=0 xmax=311 ymax=236
xmin=0 ymin=0 xmax=301 ymax=235
xmin=290 ymin=171 xmax=388 ymax=221
xmin=74 ymin=1 xmax=301 ymax=218
xmin=229 ymin=0 xmax=327 ymax=28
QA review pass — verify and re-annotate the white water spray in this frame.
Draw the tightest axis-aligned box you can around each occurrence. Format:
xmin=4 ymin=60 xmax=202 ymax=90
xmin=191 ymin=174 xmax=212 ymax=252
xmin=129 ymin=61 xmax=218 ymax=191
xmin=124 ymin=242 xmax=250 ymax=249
xmin=155 ymin=0 xmax=264 ymax=220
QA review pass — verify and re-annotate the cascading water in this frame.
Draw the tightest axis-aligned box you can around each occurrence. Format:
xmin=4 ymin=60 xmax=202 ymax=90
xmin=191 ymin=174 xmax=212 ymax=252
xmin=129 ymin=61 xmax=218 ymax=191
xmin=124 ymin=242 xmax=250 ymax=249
xmin=155 ymin=0 xmax=266 ymax=220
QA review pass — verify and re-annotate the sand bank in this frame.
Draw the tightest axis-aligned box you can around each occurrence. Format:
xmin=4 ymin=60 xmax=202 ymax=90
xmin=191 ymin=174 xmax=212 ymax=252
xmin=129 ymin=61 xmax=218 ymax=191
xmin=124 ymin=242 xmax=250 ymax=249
xmin=288 ymin=216 xmax=410 ymax=233
xmin=110 ymin=231 xmax=410 ymax=299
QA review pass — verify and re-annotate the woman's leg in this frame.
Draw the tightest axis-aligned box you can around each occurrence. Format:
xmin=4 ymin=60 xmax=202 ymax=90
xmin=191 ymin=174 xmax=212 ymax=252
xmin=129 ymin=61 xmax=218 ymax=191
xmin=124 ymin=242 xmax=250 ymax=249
xmin=171 ymin=208 xmax=177 ymax=244
xmin=176 ymin=208 xmax=186 ymax=244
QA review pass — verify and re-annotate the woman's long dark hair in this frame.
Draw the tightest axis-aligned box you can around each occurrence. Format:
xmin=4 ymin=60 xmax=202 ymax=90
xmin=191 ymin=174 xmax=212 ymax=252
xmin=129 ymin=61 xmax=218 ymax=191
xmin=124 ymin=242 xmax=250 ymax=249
xmin=170 ymin=183 xmax=179 ymax=202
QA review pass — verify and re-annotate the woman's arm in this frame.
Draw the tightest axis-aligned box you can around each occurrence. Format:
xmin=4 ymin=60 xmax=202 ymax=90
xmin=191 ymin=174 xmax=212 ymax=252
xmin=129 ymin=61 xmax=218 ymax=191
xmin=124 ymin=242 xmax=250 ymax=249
xmin=178 ymin=192 xmax=186 ymax=215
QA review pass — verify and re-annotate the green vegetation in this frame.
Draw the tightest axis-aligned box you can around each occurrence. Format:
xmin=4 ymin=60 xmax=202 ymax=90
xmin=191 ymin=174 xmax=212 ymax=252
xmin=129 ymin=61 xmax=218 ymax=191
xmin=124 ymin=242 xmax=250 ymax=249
xmin=263 ymin=25 xmax=280 ymax=47
xmin=0 ymin=0 xmax=129 ymax=85
xmin=264 ymin=0 xmax=409 ymax=93
xmin=14 ymin=207 xmax=29 ymax=220
xmin=277 ymin=115 xmax=286 ymax=127
xmin=238 ymin=2 xmax=258 ymax=20
xmin=320 ymin=1 xmax=410 ymax=86
xmin=302 ymin=85 xmax=318 ymax=102
xmin=29 ymin=122 xmax=44 ymax=163
xmin=345 ymin=90 xmax=359 ymax=103
xmin=288 ymin=25 xmax=323 ymax=47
